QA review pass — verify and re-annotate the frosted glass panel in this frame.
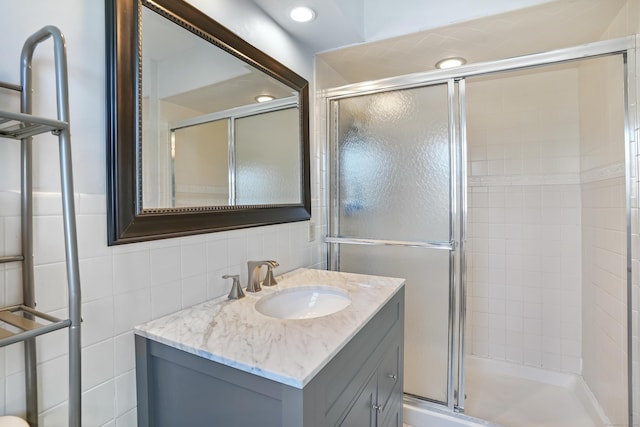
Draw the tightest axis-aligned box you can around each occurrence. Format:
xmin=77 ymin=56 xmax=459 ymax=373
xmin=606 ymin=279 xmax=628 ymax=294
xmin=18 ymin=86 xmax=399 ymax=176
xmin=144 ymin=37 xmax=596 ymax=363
xmin=235 ymin=108 xmax=301 ymax=205
xmin=335 ymin=85 xmax=450 ymax=242
xmin=339 ymin=244 xmax=451 ymax=404
xmin=333 ymin=83 xmax=453 ymax=405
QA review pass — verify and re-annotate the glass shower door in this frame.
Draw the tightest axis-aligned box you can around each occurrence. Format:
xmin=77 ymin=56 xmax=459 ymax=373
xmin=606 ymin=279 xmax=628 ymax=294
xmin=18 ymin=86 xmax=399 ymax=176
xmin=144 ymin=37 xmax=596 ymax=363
xmin=328 ymin=82 xmax=459 ymax=406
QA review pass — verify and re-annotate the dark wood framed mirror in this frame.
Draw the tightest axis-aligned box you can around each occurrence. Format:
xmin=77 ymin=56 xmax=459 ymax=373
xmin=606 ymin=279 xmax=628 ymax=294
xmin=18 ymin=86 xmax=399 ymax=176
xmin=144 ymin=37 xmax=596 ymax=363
xmin=106 ymin=0 xmax=311 ymax=245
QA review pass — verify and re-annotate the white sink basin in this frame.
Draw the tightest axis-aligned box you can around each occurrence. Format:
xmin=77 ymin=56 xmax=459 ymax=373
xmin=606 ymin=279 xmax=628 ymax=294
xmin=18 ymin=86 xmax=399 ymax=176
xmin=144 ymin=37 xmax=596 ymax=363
xmin=255 ymin=286 xmax=352 ymax=319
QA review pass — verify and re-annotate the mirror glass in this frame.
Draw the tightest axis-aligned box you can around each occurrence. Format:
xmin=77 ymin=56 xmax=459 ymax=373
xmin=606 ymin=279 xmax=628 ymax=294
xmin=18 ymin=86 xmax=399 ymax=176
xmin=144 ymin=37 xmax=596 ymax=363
xmin=141 ymin=6 xmax=302 ymax=209
xmin=106 ymin=0 xmax=311 ymax=244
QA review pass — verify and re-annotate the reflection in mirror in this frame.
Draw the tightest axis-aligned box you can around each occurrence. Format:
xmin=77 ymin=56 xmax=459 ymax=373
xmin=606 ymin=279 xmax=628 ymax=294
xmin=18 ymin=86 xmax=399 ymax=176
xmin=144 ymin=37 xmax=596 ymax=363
xmin=235 ymin=107 xmax=301 ymax=205
xmin=168 ymin=102 xmax=301 ymax=207
xmin=172 ymin=119 xmax=228 ymax=207
xmin=141 ymin=5 xmax=302 ymax=209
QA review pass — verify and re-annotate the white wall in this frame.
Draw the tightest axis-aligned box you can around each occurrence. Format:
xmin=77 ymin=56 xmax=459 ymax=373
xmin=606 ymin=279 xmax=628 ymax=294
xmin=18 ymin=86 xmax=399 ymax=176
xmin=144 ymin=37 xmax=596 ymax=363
xmin=466 ymin=67 xmax=584 ymax=373
xmin=363 ymin=0 xmax=554 ymax=42
xmin=0 ymin=1 xmax=322 ymax=426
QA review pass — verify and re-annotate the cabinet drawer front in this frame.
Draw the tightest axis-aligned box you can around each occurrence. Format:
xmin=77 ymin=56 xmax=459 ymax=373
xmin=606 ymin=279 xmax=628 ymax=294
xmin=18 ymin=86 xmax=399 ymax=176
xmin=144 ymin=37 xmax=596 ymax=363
xmin=377 ymin=342 xmax=401 ymax=410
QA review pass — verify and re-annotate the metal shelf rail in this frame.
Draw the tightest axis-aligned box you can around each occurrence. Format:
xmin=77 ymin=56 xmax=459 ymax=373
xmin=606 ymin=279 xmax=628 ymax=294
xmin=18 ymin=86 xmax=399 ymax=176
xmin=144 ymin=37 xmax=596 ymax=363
xmin=0 ymin=26 xmax=81 ymax=427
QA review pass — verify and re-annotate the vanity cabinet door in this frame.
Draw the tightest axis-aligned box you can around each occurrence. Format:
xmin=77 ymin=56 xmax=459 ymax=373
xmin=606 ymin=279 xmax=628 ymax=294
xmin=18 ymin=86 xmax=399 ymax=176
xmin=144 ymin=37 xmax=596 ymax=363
xmin=339 ymin=373 xmax=376 ymax=427
xmin=380 ymin=406 xmax=402 ymax=427
xmin=378 ymin=376 xmax=403 ymax=427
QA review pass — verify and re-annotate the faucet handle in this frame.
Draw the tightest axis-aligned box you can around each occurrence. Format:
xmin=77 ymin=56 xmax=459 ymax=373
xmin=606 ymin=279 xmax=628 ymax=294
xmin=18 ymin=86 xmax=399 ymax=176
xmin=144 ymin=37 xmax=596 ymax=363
xmin=262 ymin=264 xmax=278 ymax=287
xmin=223 ymin=274 xmax=245 ymax=300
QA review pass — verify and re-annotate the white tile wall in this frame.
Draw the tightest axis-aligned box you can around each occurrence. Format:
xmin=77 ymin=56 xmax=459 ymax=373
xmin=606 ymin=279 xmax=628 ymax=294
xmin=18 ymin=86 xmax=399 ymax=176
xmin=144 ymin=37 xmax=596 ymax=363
xmin=468 ymin=184 xmax=583 ymax=372
xmin=580 ymin=178 xmax=628 ymax=426
xmin=467 ymin=49 xmax=632 ymax=426
xmin=594 ymin=15 xmax=638 ymax=424
xmin=0 ymin=193 xmax=325 ymax=426
xmin=579 ymin=54 xmax=629 ymax=426
xmin=466 ymin=67 xmax=584 ymax=374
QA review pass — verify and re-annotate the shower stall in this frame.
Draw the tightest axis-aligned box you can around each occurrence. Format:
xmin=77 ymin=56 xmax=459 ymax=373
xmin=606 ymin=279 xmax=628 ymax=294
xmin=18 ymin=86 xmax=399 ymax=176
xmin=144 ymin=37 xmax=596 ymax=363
xmin=325 ymin=37 xmax=638 ymax=427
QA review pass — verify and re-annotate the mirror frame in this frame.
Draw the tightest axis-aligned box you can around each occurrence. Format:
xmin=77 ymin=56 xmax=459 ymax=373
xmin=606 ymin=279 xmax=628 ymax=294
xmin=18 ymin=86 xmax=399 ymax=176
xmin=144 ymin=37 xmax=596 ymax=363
xmin=106 ymin=0 xmax=311 ymax=245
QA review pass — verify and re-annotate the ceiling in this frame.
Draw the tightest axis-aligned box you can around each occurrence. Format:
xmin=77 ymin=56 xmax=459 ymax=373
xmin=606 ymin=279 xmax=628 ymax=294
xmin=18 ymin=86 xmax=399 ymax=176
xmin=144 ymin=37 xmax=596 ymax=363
xmin=251 ymin=0 xmax=628 ymax=84
xmin=250 ymin=0 xmax=562 ymax=54
xmin=249 ymin=0 xmax=365 ymax=54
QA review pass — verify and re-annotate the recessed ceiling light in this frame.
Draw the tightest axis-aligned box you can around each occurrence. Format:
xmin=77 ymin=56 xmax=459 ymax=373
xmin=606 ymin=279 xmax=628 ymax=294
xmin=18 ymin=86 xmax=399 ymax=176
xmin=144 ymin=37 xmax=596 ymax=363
xmin=290 ymin=6 xmax=316 ymax=23
xmin=435 ymin=57 xmax=467 ymax=69
xmin=255 ymin=95 xmax=275 ymax=103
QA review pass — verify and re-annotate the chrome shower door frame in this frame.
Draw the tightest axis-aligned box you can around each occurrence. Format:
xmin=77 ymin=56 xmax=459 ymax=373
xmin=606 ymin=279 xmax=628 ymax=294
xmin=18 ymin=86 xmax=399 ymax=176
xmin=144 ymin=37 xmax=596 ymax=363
xmin=326 ymin=77 xmax=464 ymax=412
xmin=323 ymin=35 xmax=638 ymax=424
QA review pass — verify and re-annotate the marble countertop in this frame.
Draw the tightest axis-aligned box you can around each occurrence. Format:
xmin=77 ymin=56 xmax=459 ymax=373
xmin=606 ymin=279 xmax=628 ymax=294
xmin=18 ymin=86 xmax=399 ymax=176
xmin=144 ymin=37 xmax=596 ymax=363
xmin=134 ymin=268 xmax=405 ymax=388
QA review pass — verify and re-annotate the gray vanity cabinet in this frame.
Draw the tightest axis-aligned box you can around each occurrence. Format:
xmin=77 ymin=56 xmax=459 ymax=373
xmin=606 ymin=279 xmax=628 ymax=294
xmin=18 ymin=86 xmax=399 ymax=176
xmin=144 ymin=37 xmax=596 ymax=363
xmin=135 ymin=287 xmax=404 ymax=427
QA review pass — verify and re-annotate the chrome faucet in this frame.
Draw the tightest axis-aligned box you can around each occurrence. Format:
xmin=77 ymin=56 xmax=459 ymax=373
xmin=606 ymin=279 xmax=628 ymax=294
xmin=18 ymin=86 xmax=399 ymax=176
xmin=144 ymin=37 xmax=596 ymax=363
xmin=246 ymin=260 xmax=279 ymax=292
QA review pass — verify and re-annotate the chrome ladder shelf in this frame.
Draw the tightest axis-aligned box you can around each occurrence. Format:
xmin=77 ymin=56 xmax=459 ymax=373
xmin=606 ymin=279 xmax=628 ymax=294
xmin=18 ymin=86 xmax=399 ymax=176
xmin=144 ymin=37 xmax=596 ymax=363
xmin=0 ymin=305 xmax=71 ymax=345
xmin=0 ymin=109 xmax=68 ymax=139
xmin=0 ymin=26 xmax=81 ymax=427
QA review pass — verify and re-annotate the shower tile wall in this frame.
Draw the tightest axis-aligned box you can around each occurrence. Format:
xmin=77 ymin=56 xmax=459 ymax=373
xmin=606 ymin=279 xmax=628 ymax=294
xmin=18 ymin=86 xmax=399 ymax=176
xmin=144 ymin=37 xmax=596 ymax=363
xmin=466 ymin=67 xmax=584 ymax=373
xmin=606 ymin=3 xmax=640 ymax=422
xmin=468 ymin=184 xmax=582 ymax=371
xmin=466 ymin=55 xmax=628 ymax=424
xmin=581 ymin=177 xmax=627 ymax=423
xmin=578 ymin=55 xmax=627 ymax=425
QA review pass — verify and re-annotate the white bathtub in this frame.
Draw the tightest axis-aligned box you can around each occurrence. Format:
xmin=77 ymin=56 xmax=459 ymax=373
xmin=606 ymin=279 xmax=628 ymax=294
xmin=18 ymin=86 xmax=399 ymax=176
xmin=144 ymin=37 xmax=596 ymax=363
xmin=403 ymin=356 xmax=610 ymax=427
xmin=403 ymin=401 xmax=500 ymax=427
